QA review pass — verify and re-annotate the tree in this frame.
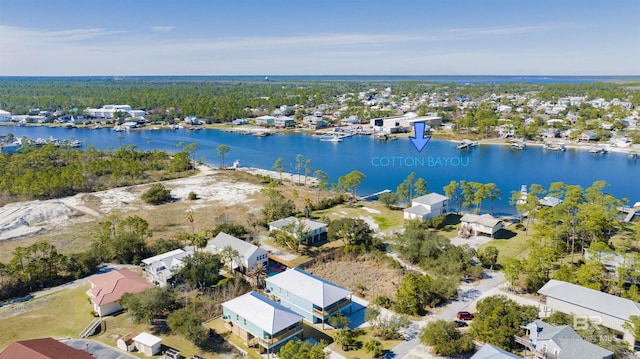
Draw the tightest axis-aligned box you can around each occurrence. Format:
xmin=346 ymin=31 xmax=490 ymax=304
xmin=167 ymin=307 xmax=209 ymax=345
xmin=142 ymin=183 xmax=172 ymax=204
xmin=576 ymin=261 xmax=607 ymax=291
xmin=327 ymin=218 xmax=376 ymax=253
xmin=219 ymin=245 xmax=240 ymax=273
xmin=334 ymin=328 xmax=359 ymax=351
xmin=485 ymin=183 xmax=501 ymax=216
xmin=363 ymin=339 xmax=384 ymax=357
xmin=272 ymin=157 xmax=287 ymax=181
xmin=393 ymin=272 xmax=432 ymax=315
xmin=470 ymin=295 xmax=538 ymax=351
xmin=120 ymin=287 xmax=175 ymax=323
xmin=420 ymin=320 xmax=475 ymax=356
xmin=443 ymin=180 xmax=460 ymax=213
xmin=378 ymin=192 xmax=398 ymax=208
xmin=173 ymin=252 xmax=223 ymax=288
xmin=262 ymin=189 xmax=295 ymax=222
xmin=502 ymin=258 xmax=524 ymax=289
xmin=328 ymin=311 xmax=350 ymax=329
xmin=215 ymin=144 xmax=230 ymax=169
xmin=278 ymin=340 xmax=327 ymax=359
xmin=313 ymin=169 xmax=329 ymax=203
xmin=336 ymin=170 xmax=366 ymax=200
xmin=477 ymin=246 xmax=499 ymax=270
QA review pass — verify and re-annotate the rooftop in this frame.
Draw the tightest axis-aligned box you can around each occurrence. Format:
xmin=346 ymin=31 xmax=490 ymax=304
xmin=132 ymin=332 xmax=162 ymax=347
xmin=208 ymin=232 xmax=265 ymax=260
xmin=526 ymin=320 xmax=613 ymax=359
xmin=222 ymin=291 xmax=303 ymax=334
xmin=460 ymin=213 xmax=502 ymax=228
xmin=268 ymin=217 xmax=328 ymax=232
xmin=265 ymin=268 xmax=352 ymax=307
xmin=411 ymin=192 xmax=449 ymax=206
xmin=0 ymin=338 xmax=95 ymax=359
xmin=470 ymin=343 xmax=521 ymax=359
xmin=87 ymin=269 xmax=152 ymax=306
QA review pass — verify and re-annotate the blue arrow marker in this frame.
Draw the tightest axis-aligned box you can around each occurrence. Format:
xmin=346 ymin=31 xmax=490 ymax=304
xmin=409 ymin=122 xmax=431 ymax=152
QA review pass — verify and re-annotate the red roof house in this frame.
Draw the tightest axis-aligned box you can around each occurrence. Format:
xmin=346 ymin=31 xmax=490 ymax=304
xmin=86 ymin=268 xmax=152 ymax=316
xmin=0 ymin=338 xmax=95 ymax=359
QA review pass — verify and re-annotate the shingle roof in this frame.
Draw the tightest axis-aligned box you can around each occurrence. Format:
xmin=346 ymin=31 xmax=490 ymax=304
xmin=222 ymin=291 xmax=303 ymax=335
xmin=265 ymin=268 xmax=352 ymax=307
xmin=87 ymin=269 xmax=152 ymax=306
xmin=403 ymin=205 xmax=431 ymax=216
xmin=208 ymin=232 xmax=265 ymax=260
xmin=527 ymin=320 xmax=613 ymax=359
xmin=412 ymin=193 xmax=449 ymax=206
xmin=538 ymin=280 xmax=640 ymax=321
xmin=470 ymin=344 xmax=522 ymax=359
xmin=0 ymin=338 xmax=95 ymax=359
xmin=460 ymin=213 xmax=502 ymax=228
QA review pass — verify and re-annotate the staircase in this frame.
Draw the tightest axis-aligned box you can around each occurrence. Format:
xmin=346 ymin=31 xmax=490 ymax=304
xmin=79 ymin=318 xmax=101 ymax=339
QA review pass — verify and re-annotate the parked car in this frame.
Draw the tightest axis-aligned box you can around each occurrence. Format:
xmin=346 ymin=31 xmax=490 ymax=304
xmin=456 ymin=311 xmax=475 ymax=320
xmin=453 ymin=320 xmax=469 ymax=327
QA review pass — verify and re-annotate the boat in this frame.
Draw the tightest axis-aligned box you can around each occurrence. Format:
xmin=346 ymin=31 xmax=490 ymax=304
xmin=69 ymin=140 xmax=82 ymax=148
xmin=629 ymin=152 xmax=638 ymax=160
xmin=588 ymin=146 xmax=607 ymax=154
xmin=254 ymin=131 xmax=270 ymax=137
xmin=511 ymin=142 xmax=525 ymax=151
xmin=91 ymin=124 xmax=102 ymax=130
xmin=320 ymin=134 xmax=342 ymax=142
xmin=543 ymin=141 xmax=566 ymax=151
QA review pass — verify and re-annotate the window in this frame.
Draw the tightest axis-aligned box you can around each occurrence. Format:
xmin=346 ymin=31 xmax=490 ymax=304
xmin=541 ymin=344 xmax=548 ymax=352
xmin=236 ymin=314 xmax=239 ymax=321
xmin=553 ymin=348 xmax=560 ymax=357
xmin=244 ymin=318 xmax=247 ymax=325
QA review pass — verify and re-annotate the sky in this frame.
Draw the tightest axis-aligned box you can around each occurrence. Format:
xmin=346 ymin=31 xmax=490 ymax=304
xmin=0 ymin=0 xmax=638 ymax=76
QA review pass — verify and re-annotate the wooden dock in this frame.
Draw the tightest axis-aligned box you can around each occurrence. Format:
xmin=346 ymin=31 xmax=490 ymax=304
xmin=358 ymin=189 xmax=391 ymax=201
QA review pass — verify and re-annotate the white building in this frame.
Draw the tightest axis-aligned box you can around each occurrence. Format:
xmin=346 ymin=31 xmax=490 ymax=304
xmin=207 ymin=232 xmax=268 ymax=274
xmin=458 ymin=213 xmax=503 ymax=238
xmin=141 ymin=249 xmax=193 ymax=286
xmin=0 ymin=110 xmax=11 ymax=122
xmin=538 ymin=279 xmax=640 ymax=349
xmin=84 ymin=105 xmax=145 ymax=119
xmin=403 ymin=193 xmax=449 ymax=221
xmin=132 ymin=332 xmax=162 ymax=357
xmin=268 ymin=217 xmax=328 ymax=244
xmin=517 ymin=320 xmax=613 ymax=359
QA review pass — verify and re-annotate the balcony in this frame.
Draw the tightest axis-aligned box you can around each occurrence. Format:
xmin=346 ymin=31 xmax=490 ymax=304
xmin=312 ymin=297 xmax=351 ymax=317
xmin=258 ymin=326 xmax=303 ymax=347
xmin=514 ymin=336 xmax=555 ymax=359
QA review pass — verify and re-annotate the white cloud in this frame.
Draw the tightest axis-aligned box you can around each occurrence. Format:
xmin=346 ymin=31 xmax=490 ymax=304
xmin=151 ymin=26 xmax=175 ymax=33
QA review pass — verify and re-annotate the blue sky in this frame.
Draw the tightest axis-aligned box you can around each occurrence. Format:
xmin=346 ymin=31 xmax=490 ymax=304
xmin=0 ymin=0 xmax=638 ymax=76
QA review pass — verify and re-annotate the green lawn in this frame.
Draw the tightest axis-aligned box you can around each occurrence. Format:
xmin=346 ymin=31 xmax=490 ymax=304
xmin=327 ymin=327 xmax=403 ymax=359
xmin=313 ymin=202 xmax=405 ymax=233
xmin=477 ymin=224 xmax=534 ymax=263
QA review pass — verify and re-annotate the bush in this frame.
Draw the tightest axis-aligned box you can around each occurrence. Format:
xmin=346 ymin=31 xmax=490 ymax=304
xmin=187 ymin=191 xmax=198 ymax=200
xmin=142 ymin=184 xmax=171 ymax=204
xmin=364 ymin=339 xmax=384 ymax=357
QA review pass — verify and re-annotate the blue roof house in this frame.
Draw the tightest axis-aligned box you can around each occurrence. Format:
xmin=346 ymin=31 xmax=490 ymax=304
xmin=222 ymin=291 xmax=304 ymax=355
xmin=265 ymin=268 xmax=353 ymax=329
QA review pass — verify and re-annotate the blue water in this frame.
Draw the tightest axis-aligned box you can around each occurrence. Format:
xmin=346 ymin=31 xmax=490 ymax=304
xmin=2 ymin=125 xmax=638 ymax=216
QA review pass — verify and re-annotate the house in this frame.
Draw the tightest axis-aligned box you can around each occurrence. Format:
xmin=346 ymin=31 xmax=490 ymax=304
xmin=222 ymin=291 xmax=304 ymax=354
xmin=578 ymin=130 xmax=599 ymax=142
xmin=538 ymin=279 xmax=640 ymax=349
xmin=403 ymin=193 xmax=449 ymax=221
xmin=86 ymin=269 xmax=153 ymax=316
xmin=0 ymin=338 xmax=95 ymax=359
xmin=255 ymin=115 xmax=276 ymax=126
xmin=470 ymin=343 xmax=522 ymax=359
xmin=0 ymin=109 xmax=11 ymax=122
xmin=340 ymin=116 xmax=360 ymax=126
xmin=207 ymin=232 xmax=268 ymax=274
xmin=84 ymin=105 xmax=144 ymax=119
xmin=141 ymin=248 xmax=193 ymax=286
xmin=231 ymin=118 xmax=248 ymax=126
xmin=515 ymin=320 xmax=613 ymax=359
xmin=539 ymin=196 xmax=563 ymax=207
xmin=458 ymin=213 xmax=503 ymax=238
xmin=268 ymin=217 xmax=328 ymax=245
xmin=265 ymin=268 xmax=352 ymax=327
xmin=132 ymin=332 xmax=162 ymax=357
xmin=370 ymin=114 xmax=442 ymax=133
xmin=274 ymin=116 xmax=295 ymax=128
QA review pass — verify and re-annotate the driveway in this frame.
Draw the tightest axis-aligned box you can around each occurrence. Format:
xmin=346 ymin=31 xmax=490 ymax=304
xmin=63 ymin=339 xmax=138 ymax=359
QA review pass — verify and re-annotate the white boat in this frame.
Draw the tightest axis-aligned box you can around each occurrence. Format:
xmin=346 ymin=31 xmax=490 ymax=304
xmin=457 ymin=139 xmax=478 ymax=149
xmin=588 ymin=146 xmax=607 ymax=154
xmin=69 ymin=140 xmax=82 ymax=148
xmin=320 ymin=134 xmax=342 ymax=142
xmin=544 ymin=142 xmax=566 ymax=151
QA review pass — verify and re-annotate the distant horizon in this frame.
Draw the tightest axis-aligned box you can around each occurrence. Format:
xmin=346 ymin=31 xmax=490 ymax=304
xmin=2 ymin=74 xmax=639 ymax=78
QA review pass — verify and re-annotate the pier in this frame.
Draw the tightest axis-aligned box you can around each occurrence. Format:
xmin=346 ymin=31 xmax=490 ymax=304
xmin=357 ymin=189 xmax=391 ymax=201
xmin=618 ymin=206 xmax=637 ymax=223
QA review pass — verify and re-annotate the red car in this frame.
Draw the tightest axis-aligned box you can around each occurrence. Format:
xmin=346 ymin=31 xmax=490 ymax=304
xmin=456 ymin=311 xmax=475 ymax=320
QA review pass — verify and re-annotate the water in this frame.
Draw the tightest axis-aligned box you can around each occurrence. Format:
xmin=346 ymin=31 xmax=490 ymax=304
xmin=2 ymin=125 xmax=638 ymax=216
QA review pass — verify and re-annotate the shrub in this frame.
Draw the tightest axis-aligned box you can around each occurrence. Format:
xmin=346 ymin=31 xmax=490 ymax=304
xmin=187 ymin=191 xmax=198 ymax=200
xmin=142 ymin=184 xmax=171 ymax=204
xmin=364 ymin=339 xmax=384 ymax=357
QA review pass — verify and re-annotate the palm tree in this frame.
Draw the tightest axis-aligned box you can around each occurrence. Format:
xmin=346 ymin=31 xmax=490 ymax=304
xmin=215 ymin=144 xmax=230 ymax=169
xmin=220 ymin=245 xmax=239 ymax=273
xmin=250 ymin=262 xmax=267 ymax=288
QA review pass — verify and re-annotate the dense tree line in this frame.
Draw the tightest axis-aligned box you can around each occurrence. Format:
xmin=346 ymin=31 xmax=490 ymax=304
xmin=0 ymin=144 xmax=194 ymax=204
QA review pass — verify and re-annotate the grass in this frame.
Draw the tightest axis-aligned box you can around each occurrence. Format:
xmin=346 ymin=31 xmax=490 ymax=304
xmin=327 ymin=327 xmax=403 ymax=359
xmin=477 ymin=224 xmax=534 ymax=263
xmin=313 ymin=202 xmax=404 ymax=234
xmin=0 ymin=285 xmax=93 ymax=349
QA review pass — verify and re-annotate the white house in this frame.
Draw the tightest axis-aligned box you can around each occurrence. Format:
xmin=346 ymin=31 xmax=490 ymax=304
xmin=538 ymin=279 xmax=640 ymax=349
xmin=458 ymin=213 xmax=503 ymax=238
xmin=370 ymin=114 xmax=442 ymax=133
xmin=84 ymin=105 xmax=144 ymax=119
xmin=132 ymin=332 xmax=162 ymax=357
xmin=208 ymin=232 xmax=268 ymax=274
xmin=255 ymin=115 xmax=276 ymax=126
xmin=268 ymin=217 xmax=328 ymax=244
xmin=141 ymin=249 xmax=193 ymax=286
xmin=0 ymin=110 xmax=11 ymax=122
xmin=403 ymin=193 xmax=448 ymax=221
xmin=516 ymin=320 xmax=613 ymax=359
xmin=471 ymin=344 xmax=522 ymax=359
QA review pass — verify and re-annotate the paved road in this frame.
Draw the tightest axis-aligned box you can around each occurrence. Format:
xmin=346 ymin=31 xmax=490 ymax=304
xmin=64 ymin=339 xmax=138 ymax=359
xmin=382 ymin=271 xmax=505 ymax=359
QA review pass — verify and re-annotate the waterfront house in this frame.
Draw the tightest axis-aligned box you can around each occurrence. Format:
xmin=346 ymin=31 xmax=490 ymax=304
xmin=0 ymin=109 xmax=11 ymax=122
xmin=255 ymin=115 xmax=276 ymax=126
xmin=538 ymin=279 xmax=640 ymax=349
xmin=340 ymin=116 xmax=360 ymax=126
xmin=84 ymin=105 xmax=144 ymax=119
xmin=0 ymin=338 xmax=95 ymax=359
xmin=222 ymin=291 xmax=304 ymax=355
xmin=265 ymin=268 xmax=352 ymax=328
xmin=231 ymin=118 xmax=248 ymax=126
xmin=515 ymin=320 xmax=613 ymax=359
xmin=274 ymin=116 xmax=296 ymax=128
xmin=578 ymin=130 xmax=599 ymax=142
xmin=268 ymin=217 xmax=328 ymax=245
xmin=141 ymin=248 xmax=193 ymax=286
xmin=86 ymin=269 xmax=153 ymax=317
xmin=470 ymin=344 xmax=522 ymax=359
xmin=132 ymin=332 xmax=162 ymax=357
xmin=207 ymin=232 xmax=268 ymax=274
xmin=539 ymin=196 xmax=563 ymax=207
xmin=458 ymin=213 xmax=503 ymax=238
xmin=403 ymin=192 xmax=449 ymax=221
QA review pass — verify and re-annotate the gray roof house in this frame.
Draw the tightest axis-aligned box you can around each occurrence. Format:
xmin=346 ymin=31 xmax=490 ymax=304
xmin=141 ymin=249 xmax=193 ymax=286
xmin=538 ymin=279 xmax=640 ymax=349
xmin=471 ymin=344 xmax=522 ymax=359
xmin=459 ymin=213 xmax=503 ymax=238
xmin=268 ymin=217 xmax=328 ymax=245
xmin=403 ymin=193 xmax=448 ymax=221
xmin=208 ymin=232 xmax=268 ymax=274
xmin=515 ymin=320 xmax=613 ymax=359
xmin=578 ymin=130 xmax=599 ymax=142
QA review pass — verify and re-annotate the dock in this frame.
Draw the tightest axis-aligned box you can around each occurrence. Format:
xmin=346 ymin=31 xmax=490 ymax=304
xmin=618 ymin=206 xmax=637 ymax=223
xmin=358 ymin=189 xmax=391 ymax=201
